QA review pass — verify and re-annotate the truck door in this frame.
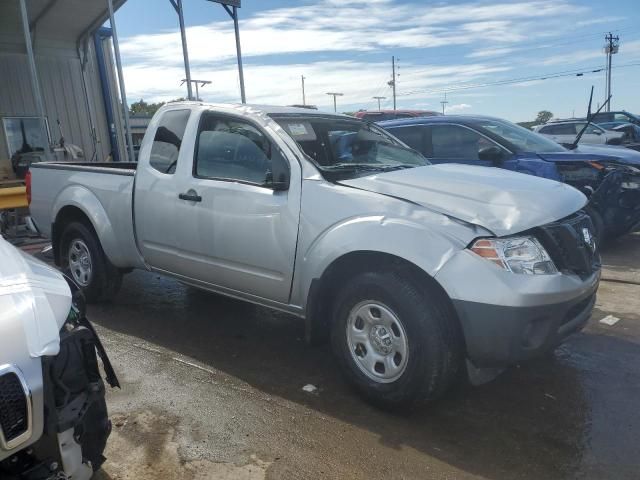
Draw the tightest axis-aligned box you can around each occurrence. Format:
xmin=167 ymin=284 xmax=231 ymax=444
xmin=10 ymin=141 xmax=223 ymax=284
xmin=134 ymin=108 xmax=194 ymax=273
xmin=171 ymin=111 xmax=301 ymax=304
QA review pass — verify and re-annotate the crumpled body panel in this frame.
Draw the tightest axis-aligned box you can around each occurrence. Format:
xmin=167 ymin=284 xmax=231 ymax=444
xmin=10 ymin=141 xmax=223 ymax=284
xmin=340 ymin=164 xmax=587 ymax=236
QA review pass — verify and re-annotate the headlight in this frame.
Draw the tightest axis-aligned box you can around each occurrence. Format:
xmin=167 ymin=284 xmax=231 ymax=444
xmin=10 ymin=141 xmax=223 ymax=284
xmin=469 ymin=236 xmax=558 ymax=275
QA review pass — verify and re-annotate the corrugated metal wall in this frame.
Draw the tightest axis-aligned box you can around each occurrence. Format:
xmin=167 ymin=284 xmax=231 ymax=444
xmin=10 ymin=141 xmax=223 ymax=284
xmin=0 ymin=42 xmax=113 ymax=162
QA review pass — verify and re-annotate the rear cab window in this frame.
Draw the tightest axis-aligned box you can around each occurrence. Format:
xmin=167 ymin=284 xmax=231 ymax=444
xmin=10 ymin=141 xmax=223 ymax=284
xmin=149 ymin=109 xmax=191 ymax=174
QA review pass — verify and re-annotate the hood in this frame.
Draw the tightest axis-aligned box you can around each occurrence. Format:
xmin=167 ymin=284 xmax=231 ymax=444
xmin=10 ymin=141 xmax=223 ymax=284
xmin=537 ymin=144 xmax=640 ymax=166
xmin=339 ymin=164 xmax=586 ymax=236
xmin=0 ymin=236 xmax=71 ymax=357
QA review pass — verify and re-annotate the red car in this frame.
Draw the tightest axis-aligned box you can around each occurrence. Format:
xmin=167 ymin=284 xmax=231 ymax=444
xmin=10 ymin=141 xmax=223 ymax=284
xmin=354 ymin=109 xmax=441 ymax=122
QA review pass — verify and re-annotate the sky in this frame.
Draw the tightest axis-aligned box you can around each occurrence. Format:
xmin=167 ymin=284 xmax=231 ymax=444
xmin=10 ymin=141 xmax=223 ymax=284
xmin=111 ymin=0 xmax=640 ymax=122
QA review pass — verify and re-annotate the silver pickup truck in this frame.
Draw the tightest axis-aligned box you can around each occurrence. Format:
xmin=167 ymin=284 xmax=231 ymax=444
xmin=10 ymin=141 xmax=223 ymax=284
xmin=28 ymin=103 xmax=600 ymax=408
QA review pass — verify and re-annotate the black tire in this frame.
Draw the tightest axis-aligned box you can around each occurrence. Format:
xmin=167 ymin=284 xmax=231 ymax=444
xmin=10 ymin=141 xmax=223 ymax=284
xmin=60 ymin=221 xmax=122 ymax=303
xmin=331 ymin=268 xmax=464 ymax=410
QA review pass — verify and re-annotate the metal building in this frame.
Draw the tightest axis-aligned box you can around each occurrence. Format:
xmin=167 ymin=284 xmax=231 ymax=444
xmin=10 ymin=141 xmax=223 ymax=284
xmin=0 ymin=0 xmax=128 ymax=169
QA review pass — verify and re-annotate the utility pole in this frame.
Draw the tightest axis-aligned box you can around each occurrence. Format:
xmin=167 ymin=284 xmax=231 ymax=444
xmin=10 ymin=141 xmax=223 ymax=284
xmin=440 ymin=92 xmax=449 ymax=115
xmin=388 ymin=56 xmax=397 ymax=111
xmin=301 ymin=75 xmax=306 ymax=105
xmin=373 ymin=96 xmax=386 ymax=110
xmin=604 ymin=32 xmax=619 ymax=112
xmin=326 ymin=92 xmax=343 ymax=112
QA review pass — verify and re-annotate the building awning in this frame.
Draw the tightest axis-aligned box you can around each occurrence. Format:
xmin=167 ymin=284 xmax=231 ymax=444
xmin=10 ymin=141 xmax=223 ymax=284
xmin=0 ymin=0 xmax=126 ymax=45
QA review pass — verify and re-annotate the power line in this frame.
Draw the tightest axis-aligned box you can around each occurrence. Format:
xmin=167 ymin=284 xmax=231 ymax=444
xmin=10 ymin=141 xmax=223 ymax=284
xmin=397 ymin=61 xmax=640 ymax=97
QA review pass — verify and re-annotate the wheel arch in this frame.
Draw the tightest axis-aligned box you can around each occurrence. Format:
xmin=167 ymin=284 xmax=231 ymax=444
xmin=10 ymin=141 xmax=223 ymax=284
xmin=51 ymin=186 xmax=124 ymax=267
xmin=304 ymin=250 xmax=465 ymax=350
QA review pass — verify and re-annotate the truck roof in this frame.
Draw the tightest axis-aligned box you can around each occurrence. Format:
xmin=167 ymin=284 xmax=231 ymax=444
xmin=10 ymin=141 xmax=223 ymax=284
xmin=165 ymin=101 xmax=350 ymax=118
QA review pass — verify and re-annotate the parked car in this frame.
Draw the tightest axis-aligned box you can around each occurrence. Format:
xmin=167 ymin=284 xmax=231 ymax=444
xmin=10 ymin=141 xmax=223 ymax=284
xmin=599 ymin=121 xmax=640 ymax=146
xmin=381 ymin=115 xmax=640 ymax=240
xmin=591 ymin=110 xmax=640 ymax=126
xmin=0 ymin=236 xmax=118 ymax=479
xmin=532 ymin=121 xmax=625 ymax=145
xmin=28 ymin=103 xmax=600 ymax=409
xmin=354 ymin=109 xmax=441 ymax=122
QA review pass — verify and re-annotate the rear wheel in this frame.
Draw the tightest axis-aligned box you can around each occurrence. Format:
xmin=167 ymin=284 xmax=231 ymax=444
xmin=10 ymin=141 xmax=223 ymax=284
xmin=331 ymin=269 xmax=463 ymax=410
xmin=60 ymin=222 xmax=122 ymax=302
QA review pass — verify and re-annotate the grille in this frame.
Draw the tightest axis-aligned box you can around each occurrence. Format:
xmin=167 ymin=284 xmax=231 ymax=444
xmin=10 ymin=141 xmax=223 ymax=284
xmin=535 ymin=212 xmax=601 ymax=278
xmin=0 ymin=372 xmax=28 ymax=443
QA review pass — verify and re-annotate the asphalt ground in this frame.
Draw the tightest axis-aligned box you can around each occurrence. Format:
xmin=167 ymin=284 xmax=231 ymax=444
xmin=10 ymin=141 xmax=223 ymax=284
xmin=22 ymin=233 xmax=640 ymax=479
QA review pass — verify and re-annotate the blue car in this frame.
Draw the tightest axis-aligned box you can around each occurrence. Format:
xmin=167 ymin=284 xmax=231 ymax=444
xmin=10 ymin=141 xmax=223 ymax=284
xmin=380 ymin=115 xmax=640 ymax=240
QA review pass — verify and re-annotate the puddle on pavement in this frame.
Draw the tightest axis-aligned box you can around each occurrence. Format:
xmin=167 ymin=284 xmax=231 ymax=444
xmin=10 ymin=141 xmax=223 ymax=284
xmin=95 ymin=410 xmax=271 ymax=480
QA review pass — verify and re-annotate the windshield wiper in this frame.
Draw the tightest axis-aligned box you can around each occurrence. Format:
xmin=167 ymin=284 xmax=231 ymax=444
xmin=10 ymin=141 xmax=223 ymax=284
xmin=570 ymin=87 xmax=611 ymax=150
xmin=322 ymin=163 xmax=414 ymax=172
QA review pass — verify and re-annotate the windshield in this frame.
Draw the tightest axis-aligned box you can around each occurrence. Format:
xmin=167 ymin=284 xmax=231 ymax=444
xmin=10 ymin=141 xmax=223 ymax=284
xmin=474 ymin=118 xmax=567 ymax=153
xmin=271 ymin=115 xmax=428 ymax=179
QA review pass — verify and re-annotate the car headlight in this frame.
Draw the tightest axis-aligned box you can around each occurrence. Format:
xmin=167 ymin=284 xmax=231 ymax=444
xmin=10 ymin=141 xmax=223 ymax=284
xmin=469 ymin=236 xmax=558 ymax=275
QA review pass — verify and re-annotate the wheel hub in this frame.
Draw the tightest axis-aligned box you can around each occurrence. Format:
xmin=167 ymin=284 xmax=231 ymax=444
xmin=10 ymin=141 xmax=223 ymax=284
xmin=68 ymin=239 xmax=93 ymax=287
xmin=369 ymin=325 xmax=394 ymax=355
xmin=346 ymin=301 xmax=409 ymax=383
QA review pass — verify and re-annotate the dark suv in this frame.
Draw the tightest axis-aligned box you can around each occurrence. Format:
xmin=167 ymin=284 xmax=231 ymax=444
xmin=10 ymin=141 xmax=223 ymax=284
xmin=380 ymin=115 xmax=640 ymax=240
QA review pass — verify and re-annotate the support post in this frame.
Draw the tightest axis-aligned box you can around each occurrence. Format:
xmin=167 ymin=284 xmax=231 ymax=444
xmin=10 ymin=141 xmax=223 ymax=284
xmin=232 ymin=6 xmax=246 ymax=103
xmin=107 ymin=0 xmax=135 ymax=162
xmin=173 ymin=0 xmax=194 ymax=100
xmin=19 ymin=0 xmax=51 ymax=161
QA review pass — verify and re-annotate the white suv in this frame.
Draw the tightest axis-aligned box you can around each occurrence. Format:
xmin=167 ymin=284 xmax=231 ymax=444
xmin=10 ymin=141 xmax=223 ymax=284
xmin=533 ymin=121 xmax=625 ymax=145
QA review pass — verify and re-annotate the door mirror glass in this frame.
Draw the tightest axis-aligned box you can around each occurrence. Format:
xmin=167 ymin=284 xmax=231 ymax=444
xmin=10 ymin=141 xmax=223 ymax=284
xmin=478 ymin=145 xmax=505 ymax=164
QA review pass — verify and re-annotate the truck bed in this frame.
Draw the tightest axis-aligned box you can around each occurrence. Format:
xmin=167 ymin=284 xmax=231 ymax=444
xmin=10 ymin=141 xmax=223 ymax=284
xmin=29 ymin=161 xmax=143 ymax=269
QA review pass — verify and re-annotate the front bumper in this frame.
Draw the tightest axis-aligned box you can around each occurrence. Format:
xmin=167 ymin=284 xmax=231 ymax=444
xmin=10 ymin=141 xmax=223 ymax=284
xmin=435 ymin=247 xmax=600 ymax=368
xmin=452 ymin=283 xmax=597 ymax=367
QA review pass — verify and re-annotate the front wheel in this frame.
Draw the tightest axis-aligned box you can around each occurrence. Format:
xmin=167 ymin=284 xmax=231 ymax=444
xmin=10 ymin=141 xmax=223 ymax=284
xmin=331 ymin=269 xmax=463 ymax=410
xmin=60 ymin=222 xmax=122 ymax=302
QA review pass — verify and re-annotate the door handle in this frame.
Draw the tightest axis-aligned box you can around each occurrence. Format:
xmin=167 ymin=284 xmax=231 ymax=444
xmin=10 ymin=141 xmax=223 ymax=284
xmin=179 ymin=191 xmax=202 ymax=202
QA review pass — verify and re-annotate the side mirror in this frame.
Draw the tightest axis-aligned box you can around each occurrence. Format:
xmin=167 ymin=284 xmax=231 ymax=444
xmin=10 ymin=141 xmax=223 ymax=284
xmin=264 ymin=169 xmax=290 ymax=191
xmin=478 ymin=145 xmax=505 ymax=165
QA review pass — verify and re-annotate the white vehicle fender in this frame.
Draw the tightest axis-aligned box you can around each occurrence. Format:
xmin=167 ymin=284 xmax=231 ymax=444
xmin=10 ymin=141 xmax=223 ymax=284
xmin=51 ymin=185 xmax=125 ymax=266
xmin=292 ymin=214 xmax=468 ymax=308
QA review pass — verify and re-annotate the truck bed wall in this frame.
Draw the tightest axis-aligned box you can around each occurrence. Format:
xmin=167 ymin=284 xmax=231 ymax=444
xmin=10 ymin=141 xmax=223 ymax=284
xmin=29 ymin=163 xmax=144 ymax=269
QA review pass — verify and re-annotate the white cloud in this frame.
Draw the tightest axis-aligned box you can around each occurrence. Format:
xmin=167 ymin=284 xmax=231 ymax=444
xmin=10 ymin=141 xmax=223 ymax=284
xmin=117 ymin=0 xmax=600 ymax=110
xmin=467 ymin=47 xmax=518 ymax=59
xmin=446 ymin=103 xmax=472 ymax=113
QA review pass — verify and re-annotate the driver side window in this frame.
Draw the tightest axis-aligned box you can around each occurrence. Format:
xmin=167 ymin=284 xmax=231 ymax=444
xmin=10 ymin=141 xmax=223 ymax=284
xmin=195 ymin=113 xmax=288 ymax=186
xmin=431 ymin=124 xmax=494 ymax=161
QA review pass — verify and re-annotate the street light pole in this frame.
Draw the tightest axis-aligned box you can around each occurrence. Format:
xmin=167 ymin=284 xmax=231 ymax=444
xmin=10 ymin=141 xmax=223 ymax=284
xmin=326 ymin=92 xmax=343 ymax=112
xmin=301 ymin=75 xmax=306 ymax=105
xmin=373 ymin=96 xmax=386 ymax=110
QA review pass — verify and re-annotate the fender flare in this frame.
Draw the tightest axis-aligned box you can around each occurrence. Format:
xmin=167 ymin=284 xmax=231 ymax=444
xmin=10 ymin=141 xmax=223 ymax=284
xmin=291 ymin=215 xmax=463 ymax=309
xmin=51 ymin=185 xmax=127 ymax=267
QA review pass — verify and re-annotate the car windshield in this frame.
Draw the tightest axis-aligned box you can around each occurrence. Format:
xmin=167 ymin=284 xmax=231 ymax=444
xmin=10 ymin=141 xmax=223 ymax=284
xmin=475 ymin=118 xmax=567 ymax=153
xmin=271 ymin=115 xmax=428 ymax=179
